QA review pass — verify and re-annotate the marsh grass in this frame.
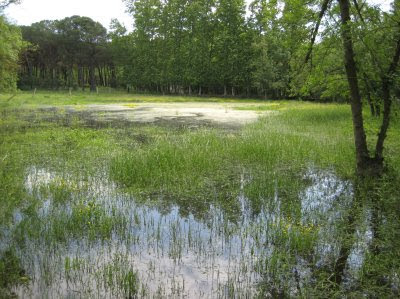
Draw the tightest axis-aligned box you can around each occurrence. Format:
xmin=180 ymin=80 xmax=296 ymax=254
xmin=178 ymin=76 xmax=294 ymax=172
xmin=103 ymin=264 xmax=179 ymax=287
xmin=0 ymin=90 xmax=263 ymax=108
xmin=0 ymin=93 xmax=399 ymax=297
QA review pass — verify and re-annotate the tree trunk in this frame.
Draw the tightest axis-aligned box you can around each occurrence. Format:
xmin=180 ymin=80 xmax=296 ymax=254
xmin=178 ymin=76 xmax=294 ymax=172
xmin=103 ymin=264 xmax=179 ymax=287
xmin=110 ymin=65 xmax=117 ymax=88
xmin=98 ymin=67 xmax=104 ymax=87
xmin=338 ymin=0 xmax=371 ymax=173
xmin=24 ymin=52 xmax=33 ymax=90
xmin=104 ymin=67 xmax=108 ymax=87
xmin=375 ymin=36 xmax=400 ymax=160
xmin=104 ymin=66 xmax=108 ymax=86
xmin=224 ymin=85 xmax=227 ymax=96
xmin=198 ymin=86 xmax=202 ymax=96
xmin=89 ymin=64 xmax=96 ymax=92
xmin=85 ymin=68 xmax=89 ymax=91
xmin=68 ymin=67 xmax=74 ymax=88
xmin=78 ymin=66 xmax=82 ymax=90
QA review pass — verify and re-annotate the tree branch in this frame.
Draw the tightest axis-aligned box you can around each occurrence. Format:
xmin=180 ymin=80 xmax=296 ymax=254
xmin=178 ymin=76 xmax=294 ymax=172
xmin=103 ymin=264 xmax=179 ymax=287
xmin=387 ymin=36 xmax=400 ymax=77
xmin=0 ymin=0 xmax=21 ymax=10
xmin=352 ymin=0 xmax=365 ymax=23
xmin=375 ymin=34 xmax=400 ymax=158
xmin=305 ymin=0 xmax=332 ymax=64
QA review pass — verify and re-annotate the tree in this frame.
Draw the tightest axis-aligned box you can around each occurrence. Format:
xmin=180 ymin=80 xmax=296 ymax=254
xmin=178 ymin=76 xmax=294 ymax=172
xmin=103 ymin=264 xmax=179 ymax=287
xmin=108 ymin=19 xmax=130 ymax=88
xmin=304 ymin=0 xmax=400 ymax=174
xmin=182 ymin=0 xmax=216 ymax=95
xmin=0 ymin=0 xmax=23 ymax=92
xmin=338 ymin=0 xmax=400 ymax=174
xmin=19 ymin=16 xmax=110 ymax=91
xmin=213 ymin=0 xmax=246 ymax=96
xmin=249 ymin=0 xmax=290 ymax=98
xmin=0 ymin=15 xmax=24 ymax=92
xmin=56 ymin=16 xmax=108 ymax=92
xmin=20 ymin=20 xmax=60 ymax=89
xmin=118 ymin=0 xmax=399 ymax=105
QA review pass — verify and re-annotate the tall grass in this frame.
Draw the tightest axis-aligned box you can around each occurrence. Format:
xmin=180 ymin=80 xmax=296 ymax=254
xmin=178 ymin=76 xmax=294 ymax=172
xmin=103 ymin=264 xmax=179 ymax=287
xmin=110 ymin=103 xmax=358 ymax=198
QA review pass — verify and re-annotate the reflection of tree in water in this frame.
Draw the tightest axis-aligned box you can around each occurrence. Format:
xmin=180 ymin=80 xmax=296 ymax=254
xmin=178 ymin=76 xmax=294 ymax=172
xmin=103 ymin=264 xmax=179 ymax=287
xmin=256 ymin=170 xmax=400 ymax=297
xmin=332 ymin=174 xmax=400 ymax=295
xmin=136 ymin=167 xmax=400 ymax=296
xmin=132 ymin=177 xmax=242 ymax=223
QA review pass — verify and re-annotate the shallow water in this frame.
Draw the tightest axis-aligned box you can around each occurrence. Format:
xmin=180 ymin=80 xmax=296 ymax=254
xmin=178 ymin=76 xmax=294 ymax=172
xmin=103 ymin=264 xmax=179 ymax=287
xmin=4 ymin=166 xmax=374 ymax=297
xmin=29 ymin=103 xmax=270 ymax=130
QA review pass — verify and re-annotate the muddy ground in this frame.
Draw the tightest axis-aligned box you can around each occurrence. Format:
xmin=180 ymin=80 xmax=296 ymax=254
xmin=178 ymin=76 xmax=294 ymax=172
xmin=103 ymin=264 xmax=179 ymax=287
xmin=34 ymin=102 xmax=271 ymax=129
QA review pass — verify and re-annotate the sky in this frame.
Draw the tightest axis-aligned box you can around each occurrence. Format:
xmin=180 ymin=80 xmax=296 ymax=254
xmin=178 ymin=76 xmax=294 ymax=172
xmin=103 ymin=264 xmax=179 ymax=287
xmin=4 ymin=0 xmax=134 ymax=30
xmin=3 ymin=0 xmax=393 ymax=31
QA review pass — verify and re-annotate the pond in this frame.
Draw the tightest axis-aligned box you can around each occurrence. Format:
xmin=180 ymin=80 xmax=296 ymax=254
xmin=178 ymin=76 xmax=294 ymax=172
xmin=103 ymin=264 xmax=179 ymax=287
xmin=4 ymin=166 xmax=372 ymax=298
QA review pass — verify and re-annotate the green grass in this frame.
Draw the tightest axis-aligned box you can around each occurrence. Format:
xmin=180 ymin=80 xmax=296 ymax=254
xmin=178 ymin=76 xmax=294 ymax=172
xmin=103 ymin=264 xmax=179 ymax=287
xmin=234 ymin=103 xmax=283 ymax=111
xmin=0 ymin=89 xmax=266 ymax=108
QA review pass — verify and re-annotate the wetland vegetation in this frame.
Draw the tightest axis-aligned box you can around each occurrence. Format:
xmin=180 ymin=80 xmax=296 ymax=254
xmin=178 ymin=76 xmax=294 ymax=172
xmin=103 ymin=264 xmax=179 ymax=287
xmin=0 ymin=92 xmax=399 ymax=297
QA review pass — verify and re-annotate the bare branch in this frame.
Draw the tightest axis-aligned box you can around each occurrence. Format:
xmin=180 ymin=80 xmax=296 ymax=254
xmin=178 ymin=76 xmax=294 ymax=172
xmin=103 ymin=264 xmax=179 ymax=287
xmin=0 ymin=0 xmax=21 ymax=10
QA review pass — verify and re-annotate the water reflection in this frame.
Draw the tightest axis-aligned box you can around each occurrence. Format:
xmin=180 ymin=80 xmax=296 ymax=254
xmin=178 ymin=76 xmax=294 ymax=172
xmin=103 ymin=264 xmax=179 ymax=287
xmin=3 ymin=166 xmax=380 ymax=297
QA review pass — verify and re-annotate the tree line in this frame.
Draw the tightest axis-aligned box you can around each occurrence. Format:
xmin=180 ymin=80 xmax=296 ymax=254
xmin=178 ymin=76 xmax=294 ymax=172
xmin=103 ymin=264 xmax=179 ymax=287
xmin=18 ymin=16 xmax=115 ymax=91
xmin=111 ymin=0 xmax=399 ymax=104
xmin=114 ymin=0 xmax=301 ymax=98
xmin=0 ymin=0 xmax=397 ymax=104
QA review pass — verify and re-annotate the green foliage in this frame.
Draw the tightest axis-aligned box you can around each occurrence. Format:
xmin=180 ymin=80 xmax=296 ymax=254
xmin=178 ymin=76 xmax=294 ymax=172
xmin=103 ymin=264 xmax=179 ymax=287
xmin=118 ymin=0 xmax=255 ymax=95
xmin=0 ymin=16 xmax=24 ymax=92
xmin=11 ymin=0 xmax=399 ymax=101
xmin=19 ymin=16 xmax=110 ymax=90
xmin=291 ymin=1 xmax=400 ymax=106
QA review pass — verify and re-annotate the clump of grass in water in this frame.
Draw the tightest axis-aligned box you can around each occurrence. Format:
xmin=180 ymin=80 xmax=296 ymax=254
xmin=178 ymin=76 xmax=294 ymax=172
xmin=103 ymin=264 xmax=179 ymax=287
xmin=42 ymin=198 xmax=128 ymax=243
xmin=110 ymin=130 xmax=239 ymax=198
xmin=0 ymin=249 xmax=29 ymax=296
xmin=97 ymin=253 xmax=141 ymax=298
